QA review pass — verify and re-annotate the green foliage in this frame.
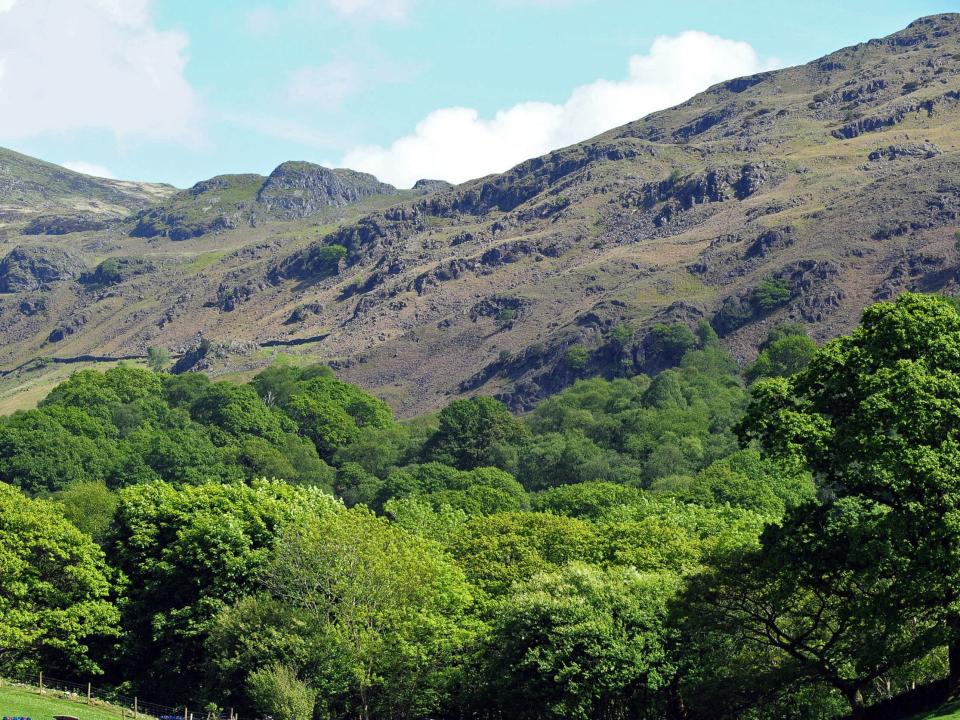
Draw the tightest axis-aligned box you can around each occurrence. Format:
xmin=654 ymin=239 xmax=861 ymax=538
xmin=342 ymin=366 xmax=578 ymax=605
xmin=307 ymin=243 xmax=348 ymax=276
xmin=53 ymin=480 xmax=118 ymax=543
xmin=752 ymin=278 xmax=792 ymax=312
xmin=448 ymin=511 xmax=600 ymax=597
xmin=483 ymin=563 xmax=679 ymax=720
xmin=496 ymin=308 xmax=517 ymax=326
xmin=256 ymin=364 xmax=394 ymax=461
xmin=426 ymin=396 xmax=528 ymax=471
xmin=0 ymin=482 xmax=118 ymax=675
xmin=246 ymin=507 xmax=477 ymax=719
xmin=646 ymin=322 xmax=696 ymax=367
xmin=611 ymin=322 xmax=633 ymax=347
xmin=95 ymin=257 xmax=121 ymax=284
xmin=565 ymin=343 xmax=589 ymax=371
xmin=737 ymin=293 xmax=960 ymax=710
xmin=110 ymin=480 xmax=339 ymax=699
xmin=246 ymin=663 xmax=317 ymax=720
xmin=745 ymin=324 xmax=817 ymax=383
xmin=6 ymin=293 xmax=957 ymax=717
xmin=147 ymin=345 xmax=171 ymax=372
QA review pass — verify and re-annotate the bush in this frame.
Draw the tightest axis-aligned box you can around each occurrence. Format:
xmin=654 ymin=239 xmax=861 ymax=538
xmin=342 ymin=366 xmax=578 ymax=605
xmin=308 ymin=244 xmax=348 ymax=276
xmin=751 ymin=279 xmax=791 ymax=313
xmin=565 ymin=344 xmax=589 ymax=371
xmin=246 ymin=663 xmax=317 ymax=720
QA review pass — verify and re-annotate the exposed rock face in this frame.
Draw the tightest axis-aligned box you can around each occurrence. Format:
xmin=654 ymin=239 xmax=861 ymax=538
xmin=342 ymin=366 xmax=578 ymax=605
xmin=80 ymin=257 xmax=156 ymax=286
xmin=131 ymin=164 xmax=399 ymax=240
xmin=256 ymin=162 xmax=397 ymax=219
xmin=413 ymin=179 xmax=453 ymax=194
xmin=868 ymin=142 xmax=943 ymax=161
xmin=22 ymin=214 xmax=113 ymax=235
xmin=0 ymin=246 xmax=87 ymax=292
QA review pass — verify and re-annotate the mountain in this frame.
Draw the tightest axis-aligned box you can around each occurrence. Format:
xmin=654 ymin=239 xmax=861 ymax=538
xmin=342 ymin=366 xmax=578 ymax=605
xmin=0 ymin=147 xmax=175 ymax=235
xmin=130 ymin=162 xmax=401 ymax=240
xmin=1 ymin=14 xmax=959 ymax=415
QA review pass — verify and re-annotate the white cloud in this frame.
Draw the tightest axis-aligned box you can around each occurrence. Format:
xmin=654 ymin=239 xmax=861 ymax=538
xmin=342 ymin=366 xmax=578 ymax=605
xmin=327 ymin=0 xmax=413 ymax=22
xmin=0 ymin=0 xmax=202 ymax=147
xmin=342 ymin=31 xmax=780 ymax=188
xmin=60 ymin=161 xmax=116 ymax=179
xmin=286 ymin=59 xmax=360 ymax=109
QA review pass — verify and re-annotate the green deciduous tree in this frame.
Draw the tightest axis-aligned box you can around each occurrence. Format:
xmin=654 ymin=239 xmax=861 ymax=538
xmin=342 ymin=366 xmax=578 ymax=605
xmin=0 ymin=482 xmax=118 ymax=675
xmin=739 ymin=293 xmax=960 ymax=699
xmin=109 ymin=480 xmax=339 ymax=700
xmin=257 ymin=507 xmax=477 ymax=720
xmin=426 ymin=396 xmax=529 ymax=470
xmin=483 ymin=563 xmax=680 ymax=720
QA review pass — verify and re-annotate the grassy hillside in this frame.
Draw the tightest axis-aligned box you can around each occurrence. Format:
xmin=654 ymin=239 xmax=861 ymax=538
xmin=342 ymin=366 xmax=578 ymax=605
xmin=0 ymin=147 xmax=175 ymax=232
xmin=0 ymin=684 xmax=140 ymax=720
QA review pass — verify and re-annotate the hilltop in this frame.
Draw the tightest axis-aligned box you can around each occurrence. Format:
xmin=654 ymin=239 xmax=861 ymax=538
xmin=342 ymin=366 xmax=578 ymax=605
xmin=1 ymin=15 xmax=960 ymax=413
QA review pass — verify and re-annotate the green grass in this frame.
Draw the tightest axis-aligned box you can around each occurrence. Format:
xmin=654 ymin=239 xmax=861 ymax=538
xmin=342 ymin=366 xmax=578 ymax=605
xmin=911 ymin=701 xmax=960 ymax=720
xmin=0 ymin=684 xmax=135 ymax=720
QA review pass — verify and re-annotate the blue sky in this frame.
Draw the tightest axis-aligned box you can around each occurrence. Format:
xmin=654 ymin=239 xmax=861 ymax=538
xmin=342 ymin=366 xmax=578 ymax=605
xmin=0 ymin=0 xmax=953 ymax=188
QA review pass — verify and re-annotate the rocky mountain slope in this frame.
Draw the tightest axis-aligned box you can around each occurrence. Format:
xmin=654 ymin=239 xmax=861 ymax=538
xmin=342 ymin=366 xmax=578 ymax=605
xmin=0 ymin=147 xmax=175 ymax=235
xmin=1 ymin=14 xmax=960 ymax=415
xmin=131 ymin=162 xmax=401 ymax=240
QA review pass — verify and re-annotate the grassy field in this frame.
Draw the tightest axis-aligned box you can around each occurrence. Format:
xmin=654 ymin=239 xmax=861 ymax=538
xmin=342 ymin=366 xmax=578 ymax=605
xmin=0 ymin=685 xmax=132 ymax=720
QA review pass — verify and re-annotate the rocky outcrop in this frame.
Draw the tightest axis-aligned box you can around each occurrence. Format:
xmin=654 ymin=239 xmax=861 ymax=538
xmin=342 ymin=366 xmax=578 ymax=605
xmin=80 ymin=257 xmax=156 ymax=286
xmin=22 ymin=214 xmax=113 ymax=235
xmin=413 ymin=179 xmax=453 ymax=194
xmin=0 ymin=245 xmax=87 ymax=292
xmin=868 ymin=142 xmax=942 ymax=161
xmin=256 ymin=162 xmax=397 ymax=219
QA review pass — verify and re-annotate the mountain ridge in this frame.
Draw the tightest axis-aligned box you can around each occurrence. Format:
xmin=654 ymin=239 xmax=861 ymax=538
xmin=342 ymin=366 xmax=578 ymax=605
xmin=0 ymin=14 xmax=959 ymax=414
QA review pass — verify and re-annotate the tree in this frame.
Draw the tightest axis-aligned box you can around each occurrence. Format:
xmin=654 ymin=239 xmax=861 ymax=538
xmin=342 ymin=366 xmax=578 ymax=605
xmin=426 ymin=396 xmax=529 ymax=470
xmin=246 ymin=663 xmax=317 ymax=720
xmin=483 ymin=563 xmax=679 ymax=720
xmin=739 ymin=293 xmax=960 ymax=698
xmin=745 ymin=326 xmax=817 ymax=384
xmin=646 ymin=323 xmax=696 ymax=369
xmin=258 ymin=507 xmax=476 ymax=720
xmin=0 ymin=482 xmax=118 ymax=675
xmin=448 ymin=512 xmax=599 ymax=597
xmin=566 ymin=343 xmax=590 ymax=371
xmin=54 ymin=480 xmax=118 ymax=544
xmin=108 ymin=480 xmax=339 ymax=701
xmin=680 ymin=497 xmax=942 ymax=717
xmin=147 ymin=346 xmax=171 ymax=372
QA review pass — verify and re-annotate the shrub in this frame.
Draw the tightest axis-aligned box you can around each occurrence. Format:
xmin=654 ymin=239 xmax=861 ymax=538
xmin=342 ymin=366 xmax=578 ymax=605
xmin=565 ymin=344 xmax=589 ymax=371
xmin=246 ymin=663 xmax=317 ymax=720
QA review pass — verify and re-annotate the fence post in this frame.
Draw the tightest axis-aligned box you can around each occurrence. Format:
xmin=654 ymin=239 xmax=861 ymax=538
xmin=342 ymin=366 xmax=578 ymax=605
xmin=184 ymin=707 xmax=188 ymax=720
xmin=39 ymin=672 xmax=43 ymax=694
xmin=135 ymin=697 xmax=138 ymax=717
xmin=87 ymin=682 xmax=92 ymax=704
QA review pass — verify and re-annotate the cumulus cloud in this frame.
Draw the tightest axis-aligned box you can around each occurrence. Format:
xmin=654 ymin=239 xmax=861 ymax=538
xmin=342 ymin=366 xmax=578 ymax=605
xmin=0 ymin=0 xmax=202 ymax=146
xmin=60 ymin=161 xmax=116 ymax=179
xmin=342 ymin=31 xmax=779 ymax=187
